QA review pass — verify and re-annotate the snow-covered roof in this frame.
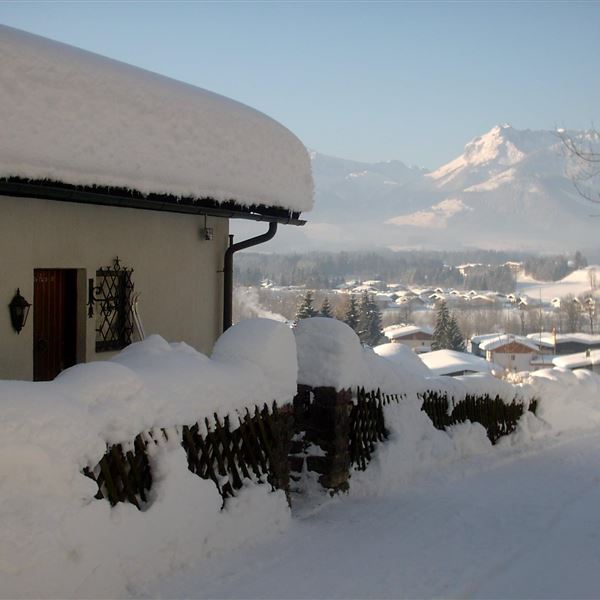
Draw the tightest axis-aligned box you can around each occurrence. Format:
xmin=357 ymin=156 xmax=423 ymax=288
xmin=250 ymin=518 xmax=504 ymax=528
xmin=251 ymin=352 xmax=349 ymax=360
xmin=479 ymin=335 xmax=539 ymax=352
xmin=553 ymin=350 xmax=600 ymax=369
xmin=0 ymin=26 xmax=314 ymax=216
xmin=419 ymin=350 xmax=495 ymax=376
xmin=471 ymin=333 xmax=504 ymax=345
xmin=383 ymin=324 xmax=433 ymax=340
xmin=527 ymin=332 xmax=600 ymax=347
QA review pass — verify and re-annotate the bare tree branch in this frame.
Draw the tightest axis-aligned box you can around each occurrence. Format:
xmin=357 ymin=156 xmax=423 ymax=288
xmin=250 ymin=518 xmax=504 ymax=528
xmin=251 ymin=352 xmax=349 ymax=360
xmin=557 ymin=128 xmax=600 ymax=205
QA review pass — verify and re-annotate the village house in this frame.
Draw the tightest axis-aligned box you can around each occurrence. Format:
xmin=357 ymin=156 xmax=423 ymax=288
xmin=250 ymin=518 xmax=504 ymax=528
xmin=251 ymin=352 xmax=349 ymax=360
xmin=479 ymin=334 xmax=540 ymax=372
xmin=419 ymin=349 xmax=496 ymax=377
xmin=383 ymin=324 xmax=434 ymax=353
xmin=0 ymin=27 xmax=313 ymax=381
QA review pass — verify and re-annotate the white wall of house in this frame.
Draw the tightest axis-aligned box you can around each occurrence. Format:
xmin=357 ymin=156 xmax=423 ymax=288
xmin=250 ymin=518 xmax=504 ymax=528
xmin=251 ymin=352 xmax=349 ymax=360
xmin=0 ymin=195 xmax=229 ymax=380
xmin=486 ymin=350 xmax=534 ymax=372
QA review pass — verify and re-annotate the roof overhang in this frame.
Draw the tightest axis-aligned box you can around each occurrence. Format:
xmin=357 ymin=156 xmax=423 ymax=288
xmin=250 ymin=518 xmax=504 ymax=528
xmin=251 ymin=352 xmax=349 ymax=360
xmin=0 ymin=178 xmax=305 ymax=226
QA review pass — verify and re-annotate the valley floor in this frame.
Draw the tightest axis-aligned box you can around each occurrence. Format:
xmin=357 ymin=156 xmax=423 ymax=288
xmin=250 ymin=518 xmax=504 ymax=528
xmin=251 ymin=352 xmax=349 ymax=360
xmin=143 ymin=431 xmax=600 ymax=599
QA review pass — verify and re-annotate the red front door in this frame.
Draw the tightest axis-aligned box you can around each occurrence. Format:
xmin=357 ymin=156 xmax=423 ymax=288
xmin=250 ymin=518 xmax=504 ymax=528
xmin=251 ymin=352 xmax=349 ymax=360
xmin=33 ymin=269 xmax=78 ymax=381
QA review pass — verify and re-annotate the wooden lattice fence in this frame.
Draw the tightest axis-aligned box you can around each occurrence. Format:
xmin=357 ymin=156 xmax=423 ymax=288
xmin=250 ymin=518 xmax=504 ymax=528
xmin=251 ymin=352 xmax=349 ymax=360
xmin=84 ymin=401 xmax=292 ymax=509
xmin=349 ymin=388 xmax=399 ymax=471
xmin=420 ymin=391 xmax=537 ymax=444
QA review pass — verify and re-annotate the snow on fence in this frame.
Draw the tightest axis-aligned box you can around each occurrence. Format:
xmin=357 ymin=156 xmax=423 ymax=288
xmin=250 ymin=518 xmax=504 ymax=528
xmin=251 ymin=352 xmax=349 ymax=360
xmin=4 ymin=317 xmax=600 ymax=597
xmin=83 ymin=402 xmax=293 ymax=509
xmin=349 ymin=388 xmax=399 ymax=470
xmin=420 ymin=391 xmax=537 ymax=444
xmin=290 ymin=385 xmax=400 ymax=491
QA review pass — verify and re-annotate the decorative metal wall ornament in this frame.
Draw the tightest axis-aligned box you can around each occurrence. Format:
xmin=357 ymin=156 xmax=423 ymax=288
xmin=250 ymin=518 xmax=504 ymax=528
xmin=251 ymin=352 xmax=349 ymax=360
xmin=9 ymin=288 xmax=31 ymax=334
xmin=89 ymin=257 xmax=135 ymax=352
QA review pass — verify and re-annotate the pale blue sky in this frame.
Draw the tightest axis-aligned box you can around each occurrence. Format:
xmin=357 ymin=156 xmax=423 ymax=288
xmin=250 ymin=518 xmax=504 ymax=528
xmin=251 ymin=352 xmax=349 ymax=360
xmin=1 ymin=1 xmax=598 ymax=168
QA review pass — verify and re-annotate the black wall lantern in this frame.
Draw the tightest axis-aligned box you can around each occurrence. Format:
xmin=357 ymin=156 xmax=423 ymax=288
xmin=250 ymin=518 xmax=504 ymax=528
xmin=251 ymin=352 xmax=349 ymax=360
xmin=9 ymin=288 xmax=31 ymax=334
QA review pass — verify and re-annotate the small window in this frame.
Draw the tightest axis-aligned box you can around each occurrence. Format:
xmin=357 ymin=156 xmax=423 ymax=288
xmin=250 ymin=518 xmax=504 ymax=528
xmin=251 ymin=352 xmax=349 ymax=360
xmin=511 ymin=354 xmax=516 ymax=361
xmin=92 ymin=258 xmax=134 ymax=352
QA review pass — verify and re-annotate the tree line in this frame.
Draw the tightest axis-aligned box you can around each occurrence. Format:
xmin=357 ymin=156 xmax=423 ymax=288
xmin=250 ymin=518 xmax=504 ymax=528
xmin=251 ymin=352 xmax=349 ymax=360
xmin=236 ymin=249 xmax=589 ymax=291
xmin=294 ymin=290 xmax=385 ymax=347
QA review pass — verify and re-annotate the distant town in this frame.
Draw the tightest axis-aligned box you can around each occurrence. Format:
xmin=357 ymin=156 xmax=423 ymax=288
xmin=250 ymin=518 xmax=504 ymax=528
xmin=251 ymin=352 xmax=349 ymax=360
xmin=235 ymin=250 xmax=600 ymax=378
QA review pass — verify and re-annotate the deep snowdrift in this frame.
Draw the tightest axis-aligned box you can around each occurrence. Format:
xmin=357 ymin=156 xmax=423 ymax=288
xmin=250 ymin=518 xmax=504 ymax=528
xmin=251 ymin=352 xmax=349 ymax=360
xmin=0 ymin=320 xmax=296 ymax=599
xmin=1 ymin=317 xmax=600 ymax=598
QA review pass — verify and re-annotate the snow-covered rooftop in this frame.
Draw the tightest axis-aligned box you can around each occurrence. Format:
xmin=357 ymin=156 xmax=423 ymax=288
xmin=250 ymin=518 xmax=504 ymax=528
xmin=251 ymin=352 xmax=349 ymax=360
xmin=479 ymin=335 xmax=539 ymax=352
xmin=471 ymin=333 xmax=505 ymax=345
xmin=527 ymin=332 xmax=600 ymax=347
xmin=383 ymin=324 xmax=433 ymax=340
xmin=0 ymin=26 xmax=314 ymax=215
xmin=553 ymin=350 xmax=600 ymax=370
xmin=419 ymin=350 xmax=495 ymax=376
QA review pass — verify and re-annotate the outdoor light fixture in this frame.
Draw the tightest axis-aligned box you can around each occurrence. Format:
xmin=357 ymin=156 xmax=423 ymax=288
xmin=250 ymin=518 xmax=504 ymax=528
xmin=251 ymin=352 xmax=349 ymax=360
xmin=9 ymin=288 xmax=31 ymax=334
xmin=199 ymin=215 xmax=214 ymax=241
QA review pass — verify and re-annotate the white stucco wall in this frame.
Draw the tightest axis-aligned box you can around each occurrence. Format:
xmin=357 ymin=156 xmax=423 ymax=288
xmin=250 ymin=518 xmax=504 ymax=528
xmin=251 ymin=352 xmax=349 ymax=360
xmin=0 ymin=195 xmax=229 ymax=380
xmin=486 ymin=350 xmax=534 ymax=372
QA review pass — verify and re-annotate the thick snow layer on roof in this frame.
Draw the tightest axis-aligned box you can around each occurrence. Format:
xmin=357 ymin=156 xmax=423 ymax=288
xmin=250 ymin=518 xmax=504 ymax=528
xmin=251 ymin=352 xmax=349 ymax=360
xmin=419 ymin=350 xmax=494 ymax=376
xmin=553 ymin=350 xmax=600 ymax=369
xmin=527 ymin=332 xmax=600 ymax=346
xmin=383 ymin=324 xmax=433 ymax=340
xmin=479 ymin=334 xmax=539 ymax=352
xmin=0 ymin=26 xmax=314 ymax=213
xmin=471 ymin=332 xmax=505 ymax=344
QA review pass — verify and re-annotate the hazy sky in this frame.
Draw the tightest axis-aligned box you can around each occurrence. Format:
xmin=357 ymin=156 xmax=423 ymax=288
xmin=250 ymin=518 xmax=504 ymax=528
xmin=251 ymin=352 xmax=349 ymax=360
xmin=1 ymin=1 xmax=599 ymax=168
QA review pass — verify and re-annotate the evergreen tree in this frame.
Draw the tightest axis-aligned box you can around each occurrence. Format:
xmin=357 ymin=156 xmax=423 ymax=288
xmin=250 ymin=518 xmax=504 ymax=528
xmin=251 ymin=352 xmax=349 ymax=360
xmin=431 ymin=300 xmax=452 ymax=350
xmin=320 ymin=297 xmax=333 ymax=318
xmin=447 ymin=314 xmax=466 ymax=352
xmin=294 ymin=291 xmax=317 ymax=324
xmin=358 ymin=292 xmax=384 ymax=346
xmin=343 ymin=295 xmax=360 ymax=332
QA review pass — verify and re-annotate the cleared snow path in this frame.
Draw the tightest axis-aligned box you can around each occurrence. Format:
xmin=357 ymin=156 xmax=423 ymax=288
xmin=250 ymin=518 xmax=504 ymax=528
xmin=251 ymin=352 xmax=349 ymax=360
xmin=144 ymin=432 xmax=600 ymax=599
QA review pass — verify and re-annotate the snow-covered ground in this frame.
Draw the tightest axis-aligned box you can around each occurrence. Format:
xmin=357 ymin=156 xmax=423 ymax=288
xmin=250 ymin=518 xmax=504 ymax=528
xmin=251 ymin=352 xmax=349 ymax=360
xmin=2 ymin=318 xmax=600 ymax=599
xmin=517 ymin=265 xmax=600 ymax=301
xmin=145 ymin=430 xmax=600 ymax=599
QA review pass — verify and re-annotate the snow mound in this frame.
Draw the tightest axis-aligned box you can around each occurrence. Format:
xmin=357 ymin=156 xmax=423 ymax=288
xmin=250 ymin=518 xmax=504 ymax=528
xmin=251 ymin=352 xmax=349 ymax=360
xmin=0 ymin=320 xmax=298 ymax=597
xmin=295 ymin=318 xmax=424 ymax=395
xmin=373 ymin=343 xmax=433 ymax=377
xmin=0 ymin=25 xmax=313 ymax=213
xmin=212 ymin=318 xmax=298 ymax=403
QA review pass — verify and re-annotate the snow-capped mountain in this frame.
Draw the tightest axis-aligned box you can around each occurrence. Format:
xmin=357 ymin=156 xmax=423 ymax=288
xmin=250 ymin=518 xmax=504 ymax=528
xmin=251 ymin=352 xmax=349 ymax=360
xmin=233 ymin=125 xmax=600 ymax=255
xmin=383 ymin=124 xmax=600 ymax=252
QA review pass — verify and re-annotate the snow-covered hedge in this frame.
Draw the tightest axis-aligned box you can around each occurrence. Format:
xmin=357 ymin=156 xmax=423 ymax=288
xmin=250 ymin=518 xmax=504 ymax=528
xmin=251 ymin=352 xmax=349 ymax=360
xmin=295 ymin=317 xmax=535 ymax=408
xmin=0 ymin=319 xmax=296 ymax=598
xmin=2 ymin=315 xmax=600 ymax=598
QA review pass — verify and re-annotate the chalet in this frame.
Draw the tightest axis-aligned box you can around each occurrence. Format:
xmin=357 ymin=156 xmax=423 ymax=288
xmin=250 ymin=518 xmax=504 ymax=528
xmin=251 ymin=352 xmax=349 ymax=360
xmin=0 ymin=27 xmax=313 ymax=381
xmin=419 ymin=349 xmax=496 ymax=377
xmin=479 ymin=335 xmax=540 ymax=372
xmin=382 ymin=324 xmax=433 ymax=353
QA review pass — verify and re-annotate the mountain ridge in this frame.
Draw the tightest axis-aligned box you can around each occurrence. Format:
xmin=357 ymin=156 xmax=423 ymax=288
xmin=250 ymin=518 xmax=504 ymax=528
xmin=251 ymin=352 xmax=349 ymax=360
xmin=233 ymin=125 xmax=600 ymax=256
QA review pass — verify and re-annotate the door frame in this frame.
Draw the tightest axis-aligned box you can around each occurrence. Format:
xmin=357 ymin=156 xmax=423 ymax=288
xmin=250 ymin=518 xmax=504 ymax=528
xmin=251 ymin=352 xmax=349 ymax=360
xmin=32 ymin=268 xmax=87 ymax=381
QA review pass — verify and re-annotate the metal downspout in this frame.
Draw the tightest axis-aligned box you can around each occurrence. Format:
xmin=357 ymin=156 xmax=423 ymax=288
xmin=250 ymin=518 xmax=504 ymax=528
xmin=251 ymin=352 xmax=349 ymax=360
xmin=223 ymin=222 xmax=278 ymax=331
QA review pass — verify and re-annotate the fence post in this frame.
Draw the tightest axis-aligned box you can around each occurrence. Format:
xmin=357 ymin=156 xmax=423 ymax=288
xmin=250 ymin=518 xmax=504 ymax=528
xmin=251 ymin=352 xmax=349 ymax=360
xmin=292 ymin=385 xmax=352 ymax=492
xmin=268 ymin=403 xmax=294 ymax=502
